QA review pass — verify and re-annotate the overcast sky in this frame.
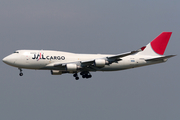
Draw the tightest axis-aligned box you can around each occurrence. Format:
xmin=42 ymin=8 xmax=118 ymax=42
xmin=0 ymin=0 xmax=180 ymax=120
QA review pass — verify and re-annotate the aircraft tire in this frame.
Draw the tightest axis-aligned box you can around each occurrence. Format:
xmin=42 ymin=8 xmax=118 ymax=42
xmin=19 ymin=73 xmax=23 ymax=76
xmin=82 ymin=75 xmax=85 ymax=78
xmin=73 ymin=73 xmax=77 ymax=77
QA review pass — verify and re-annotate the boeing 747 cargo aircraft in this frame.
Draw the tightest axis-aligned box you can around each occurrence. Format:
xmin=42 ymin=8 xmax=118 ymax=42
xmin=3 ymin=32 xmax=175 ymax=80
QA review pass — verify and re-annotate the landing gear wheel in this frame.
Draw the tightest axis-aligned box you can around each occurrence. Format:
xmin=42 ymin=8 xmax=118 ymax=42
xmin=18 ymin=68 xmax=23 ymax=76
xmin=19 ymin=73 xmax=23 ymax=76
xmin=80 ymin=71 xmax=92 ymax=79
xmin=73 ymin=73 xmax=78 ymax=77
xmin=82 ymin=75 xmax=86 ymax=78
xmin=89 ymin=74 xmax=92 ymax=78
xmin=85 ymin=75 xmax=89 ymax=79
xmin=73 ymin=73 xmax=79 ymax=80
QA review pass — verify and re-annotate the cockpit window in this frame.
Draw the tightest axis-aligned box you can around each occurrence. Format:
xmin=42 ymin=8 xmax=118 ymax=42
xmin=14 ymin=51 xmax=19 ymax=53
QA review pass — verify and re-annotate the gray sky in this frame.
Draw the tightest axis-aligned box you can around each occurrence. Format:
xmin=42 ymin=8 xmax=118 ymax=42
xmin=0 ymin=0 xmax=180 ymax=120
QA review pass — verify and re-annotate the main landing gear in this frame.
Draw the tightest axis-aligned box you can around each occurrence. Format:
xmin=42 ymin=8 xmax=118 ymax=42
xmin=73 ymin=71 xmax=92 ymax=80
xmin=73 ymin=73 xmax=79 ymax=80
xmin=80 ymin=71 xmax=92 ymax=79
xmin=19 ymin=68 xmax=23 ymax=76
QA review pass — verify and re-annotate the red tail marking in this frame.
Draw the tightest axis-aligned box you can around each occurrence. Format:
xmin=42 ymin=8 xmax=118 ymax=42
xmin=141 ymin=46 xmax=146 ymax=51
xmin=150 ymin=32 xmax=172 ymax=55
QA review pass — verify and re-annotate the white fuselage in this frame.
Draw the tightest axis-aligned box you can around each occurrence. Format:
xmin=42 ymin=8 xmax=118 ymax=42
xmin=3 ymin=50 xmax=164 ymax=72
xmin=2 ymin=32 xmax=174 ymax=79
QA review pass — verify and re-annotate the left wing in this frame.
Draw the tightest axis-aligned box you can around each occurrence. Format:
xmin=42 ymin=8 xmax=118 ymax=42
xmin=80 ymin=50 xmax=138 ymax=66
xmin=49 ymin=50 xmax=138 ymax=69
xmin=106 ymin=51 xmax=138 ymax=64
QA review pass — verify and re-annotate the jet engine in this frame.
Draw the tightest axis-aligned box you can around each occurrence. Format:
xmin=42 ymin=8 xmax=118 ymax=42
xmin=94 ymin=59 xmax=106 ymax=67
xmin=51 ymin=70 xmax=62 ymax=75
xmin=66 ymin=64 xmax=77 ymax=71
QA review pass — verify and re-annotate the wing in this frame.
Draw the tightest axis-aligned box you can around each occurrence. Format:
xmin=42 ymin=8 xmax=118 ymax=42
xmin=47 ymin=50 xmax=138 ymax=70
xmin=106 ymin=51 xmax=138 ymax=64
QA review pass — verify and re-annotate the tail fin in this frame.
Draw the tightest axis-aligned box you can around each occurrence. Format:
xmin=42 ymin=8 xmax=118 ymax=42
xmin=137 ymin=32 xmax=172 ymax=56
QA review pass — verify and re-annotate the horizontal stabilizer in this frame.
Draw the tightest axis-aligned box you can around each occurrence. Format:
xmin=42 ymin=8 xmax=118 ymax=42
xmin=145 ymin=55 xmax=176 ymax=61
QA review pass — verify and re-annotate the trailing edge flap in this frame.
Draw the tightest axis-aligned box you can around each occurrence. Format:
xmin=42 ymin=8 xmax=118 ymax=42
xmin=145 ymin=55 xmax=176 ymax=61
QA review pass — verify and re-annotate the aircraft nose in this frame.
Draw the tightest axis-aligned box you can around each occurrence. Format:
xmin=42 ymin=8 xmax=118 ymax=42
xmin=2 ymin=55 xmax=16 ymax=65
xmin=2 ymin=56 xmax=8 ymax=63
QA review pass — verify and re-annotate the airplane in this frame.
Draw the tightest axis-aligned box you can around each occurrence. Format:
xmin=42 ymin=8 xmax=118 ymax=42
xmin=2 ymin=32 xmax=175 ymax=80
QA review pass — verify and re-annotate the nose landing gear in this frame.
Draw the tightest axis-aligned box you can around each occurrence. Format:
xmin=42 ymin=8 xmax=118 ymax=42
xmin=19 ymin=68 xmax=23 ymax=76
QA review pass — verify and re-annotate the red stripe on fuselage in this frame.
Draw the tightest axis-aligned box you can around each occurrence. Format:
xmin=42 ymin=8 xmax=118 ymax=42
xmin=38 ymin=53 xmax=41 ymax=61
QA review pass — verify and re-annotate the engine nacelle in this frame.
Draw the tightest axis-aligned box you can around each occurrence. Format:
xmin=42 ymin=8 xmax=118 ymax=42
xmin=66 ymin=64 xmax=77 ymax=71
xmin=94 ymin=59 xmax=106 ymax=67
xmin=51 ymin=70 xmax=62 ymax=75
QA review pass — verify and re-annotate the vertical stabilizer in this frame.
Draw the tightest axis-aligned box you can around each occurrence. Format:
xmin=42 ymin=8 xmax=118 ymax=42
xmin=137 ymin=32 xmax=172 ymax=56
xmin=150 ymin=32 xmax=172 ymax=55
